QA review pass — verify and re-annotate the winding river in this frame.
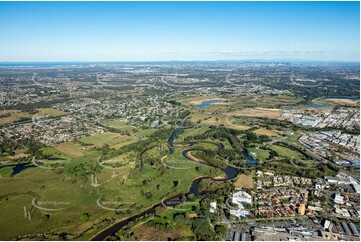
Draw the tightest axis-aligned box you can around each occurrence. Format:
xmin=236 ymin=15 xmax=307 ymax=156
xmin=90 ymin=123 xmax=239 ymax=240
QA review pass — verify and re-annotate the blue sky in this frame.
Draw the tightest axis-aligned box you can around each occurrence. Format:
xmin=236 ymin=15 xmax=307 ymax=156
xmin=0 ymin=1 xmax=359 ymax=62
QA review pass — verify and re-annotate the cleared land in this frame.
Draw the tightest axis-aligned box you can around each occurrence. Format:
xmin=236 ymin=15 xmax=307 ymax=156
xmin=229 ymin=107 xmax=284 ymax=119
xmin=234 ymin=170 xmax=255 ymax=189
xmin=324 ymin=98 xmax=359 ymax=106
xmin=133 ymin=223 xmax=186 ymax=241
xmin=53 ymin=142 xmax=85 ymax=158
xmin=254 ymin=128 xmax=280 ymax=137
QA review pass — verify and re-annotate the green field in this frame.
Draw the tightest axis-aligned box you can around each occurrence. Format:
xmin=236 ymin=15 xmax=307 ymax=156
xmin=179 ymin=126 xmax=211 ymax=140
xmin=53 ymin=142 xmax=85 ymax=158
xmin=0 ymin=165 xmax=113 ymax=240
xmin=79 ymin=132 xmax=134 ymax=147
xmin=135 ymin=128 xmax=157 ymax=138
xmin=268 ymin=145 xmax=305 ymax=160
xmin=101 ymin=120 xmax=135 ymax=132
xmin=248 ymin=148 xmax=270 ymax=162
xmin=40 ymin=146 xmax=72 ymax=161
xmin=36 ymin=108 xmax=68 ymax=117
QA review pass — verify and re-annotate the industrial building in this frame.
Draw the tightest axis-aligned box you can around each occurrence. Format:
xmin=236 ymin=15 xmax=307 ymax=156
xmin=348 ymin=222 xmax=360 ymax=236
xmin=341 ymin=221 xmax=352 ymax=235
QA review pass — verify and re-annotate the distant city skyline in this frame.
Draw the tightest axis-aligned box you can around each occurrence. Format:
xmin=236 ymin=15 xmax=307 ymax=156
xmin=0 ymin=1 xmax=359 ymax=62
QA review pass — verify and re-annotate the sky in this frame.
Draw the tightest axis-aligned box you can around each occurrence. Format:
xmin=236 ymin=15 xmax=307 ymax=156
xmin=0 ymin=1 xmax=359 ymax=62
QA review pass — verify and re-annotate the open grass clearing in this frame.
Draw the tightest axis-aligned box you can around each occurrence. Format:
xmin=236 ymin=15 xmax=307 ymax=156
xmin=40 ymin=147 xmax=72 ymax=161
xmin=268 ymin=145 xmax=305 ymax=160
xmin=135 ymin=128 xmax=157 ymax=138
xmin=0 ymin=167 xmax=114 ymax=240
xmin=234 ymin=170 xmax=255 ymax=189
xmin=101 ymin=120 xmax=135 ymax=132
xmin=253 ymin=128 xmax=280 ymax=137
xmin=178 ymin=126 xmax=211 ymax=140
xmin=35 ymin=108 xmax=68 ymax=117
xmin=79 ymin=132 xmax=133 ymax=147
xmin=53 ymin=142 xmax=85 ymax=158
xmin=247 ymin=148 xmax=269 ymax=162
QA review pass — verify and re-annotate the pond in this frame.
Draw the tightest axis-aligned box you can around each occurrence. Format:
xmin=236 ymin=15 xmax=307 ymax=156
xmin=0 ymin=163 xmax=36 ymax=176
xmin=243 ymin=150 xmax=259 ymax=165
xmin=194 ymin=99 xmax=223 ymax=108
xmin=281 ymin=106 xmax=293 ymax=110
xmin=310 ymin=103 xmax=327 ymax=109
xmin=47 ymin=157 xmax=66 ymax=161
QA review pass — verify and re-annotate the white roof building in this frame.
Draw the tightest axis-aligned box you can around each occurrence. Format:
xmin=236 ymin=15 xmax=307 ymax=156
xmin=334 ymin=193 xmax=344 ymax=204
xmin=230 ymin=190 xmax=252 ymax=218
xmin=334 ymin=205 xmax=351 ymax=218
xmin=210 ymin=201 xmax=217 ymax=213
xmin=232 ymin=190 xmax=252 ymax=204
xmin=323 ymin=220 xmax=331 ymax=229
xmin=230 ymin=209 xmax=251 ymax=217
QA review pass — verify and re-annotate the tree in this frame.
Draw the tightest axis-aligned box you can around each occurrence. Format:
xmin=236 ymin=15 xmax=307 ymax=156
xmin=101 ymin=143 xmax=111 ymax=155
xmin=215 ymin=224 xmax=227 ymax=238
xmin=191 ymin=217 xmax=216 ymax=240
xmin=80 ymin=213 xmax=90 ymax=222
xmin=187 ymin=193 xmax=195 ymax=201
xmin=41 ymin=214 xmax=50 ymax=221
xmin=145 ymin=192 xmax=153 ymax=199
xmin=173 ymin=212 xmax=187 ymax=222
